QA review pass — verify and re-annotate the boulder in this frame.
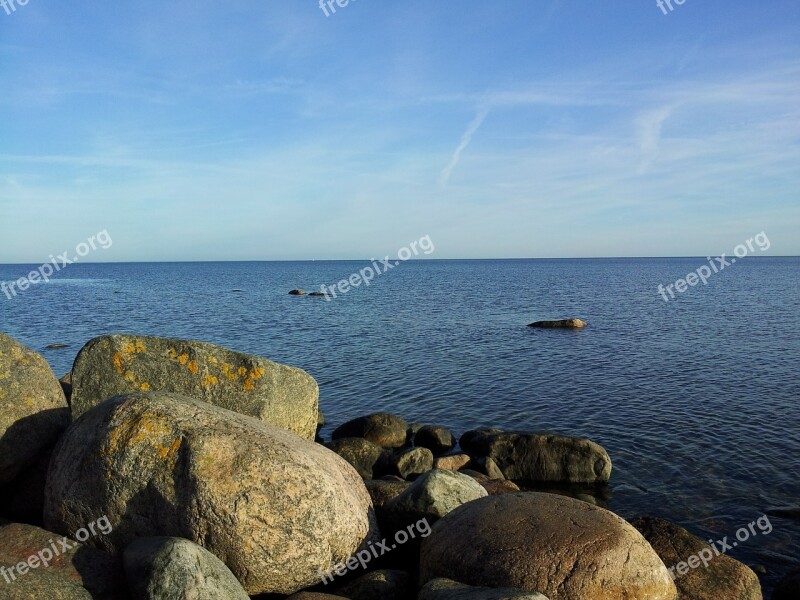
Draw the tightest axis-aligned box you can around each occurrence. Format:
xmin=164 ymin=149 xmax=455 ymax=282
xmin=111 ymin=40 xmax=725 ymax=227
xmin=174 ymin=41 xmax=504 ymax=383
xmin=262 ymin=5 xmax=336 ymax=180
xmin=471 ymin=456 xmax=505 ymax=480
xmin=419 ymin=578 xmax=549 ymax=599
xmin=0 ymin=333 xmax=70 ymax=484
xmin=123 ymin=537 xmax=249 ymax=600
xmin=458 ymin=429 xmax=504 ymax=454
xmin=44 ymin=392 xmax=379 ymax=596
xmin=60 ymin=373 xmax=73 ymax=404
xmin=773 ymin=566 xmax=800 ymax=600
xmin=392 ymin=447 xmax=434 ymax=479
xmin=461 ymin=431 xmax=611 ymax=483
xmin=365 ymin=479 xmax=412 ymax=509
xmin=385 ymin=469 xmax=487 ymax=524
xmin=332 ymin=413 xmax=408 ymax=448
xmin=433 ymin=454 xmax=472 ymax=471
xmin=335 ymin=569 xmax=413 ymax=600
xmin=328 ymin=437 xmax=387 ymax=479
xmin=415 ymin=425 xmax=456 ymax=455
xmin=69 ymin=334 xmax=319 ymax=439
xmin=628 ymin=517 xmax=762 ymax=600
xmin=420 ymin=492 xmax=677 ymax=600
xmin=0 ymin=521 xmax=125 ymax=599
xmin=527 ymin=319 xmax=587 ymax=329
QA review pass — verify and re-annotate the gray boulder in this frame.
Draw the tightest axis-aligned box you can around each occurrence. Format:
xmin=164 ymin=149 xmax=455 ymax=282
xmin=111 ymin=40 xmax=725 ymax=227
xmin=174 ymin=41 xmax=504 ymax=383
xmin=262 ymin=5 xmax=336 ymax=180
xmin=461 ymin=431 xmax=611 ymax=483
xmin=384 ymin=469 xmax=487 ymax=523
xmin=0 ymin=333 xmax=69 ymax=483
xmin=44 ymin=392 xmax=379 ymax=596
xmin=69 ymin=334 xmax=319 ymax=439
xmin=419 ymin=578 xmax=549 ymax=599
xmin=123 ymin=537 xmax=249 ymax=600
xmin=392 ymin=446 xmax=434 ymax=479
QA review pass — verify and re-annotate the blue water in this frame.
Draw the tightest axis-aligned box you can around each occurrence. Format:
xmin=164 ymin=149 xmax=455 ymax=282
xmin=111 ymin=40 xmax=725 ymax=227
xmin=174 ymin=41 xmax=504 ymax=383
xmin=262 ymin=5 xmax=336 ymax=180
xmin=1 ymin=258 xmax=798 ymax=592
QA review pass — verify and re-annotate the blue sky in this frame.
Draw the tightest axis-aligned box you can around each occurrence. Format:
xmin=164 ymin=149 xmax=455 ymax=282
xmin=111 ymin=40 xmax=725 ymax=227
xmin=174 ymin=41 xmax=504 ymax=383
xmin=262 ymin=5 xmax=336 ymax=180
xmin=1 ymin=0 xmax=798 ymax=261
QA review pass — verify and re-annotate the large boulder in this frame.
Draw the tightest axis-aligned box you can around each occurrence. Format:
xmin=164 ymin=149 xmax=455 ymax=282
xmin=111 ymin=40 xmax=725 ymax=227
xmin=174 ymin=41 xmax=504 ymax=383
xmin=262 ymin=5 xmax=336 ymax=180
xmin=628 ymin=517 xmax=762 ymax=600
xmin=332 ymin=413 xmax=408 ymax=448
xmin=0 ymin=333 xmax=69 ymax=483
xmin=0 ymin=521 xmax=125 ymax=599
xmin=69 ymin=335 xmax=318 ymax=439
xmin=123 ymin=537 xmax=249 ymax=600
xmin=461 ymin=431 xmax=611 ymax=483
xmin=419 ymin=578 xmax=549 ymax=599
xmin=44 ymin=392 xmax=379 ymax=595
xmin=420 ymin=492 xmax=677 ymax=600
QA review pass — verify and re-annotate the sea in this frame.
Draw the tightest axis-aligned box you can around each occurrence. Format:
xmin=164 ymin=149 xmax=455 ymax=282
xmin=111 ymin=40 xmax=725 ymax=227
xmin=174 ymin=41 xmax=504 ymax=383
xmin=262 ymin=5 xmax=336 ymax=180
xmin=1 ymin=257 xmax=798 ymax=593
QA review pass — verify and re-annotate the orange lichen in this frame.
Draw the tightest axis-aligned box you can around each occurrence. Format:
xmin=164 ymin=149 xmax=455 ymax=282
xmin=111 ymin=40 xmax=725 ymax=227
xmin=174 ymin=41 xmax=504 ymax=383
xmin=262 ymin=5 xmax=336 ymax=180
xmin=113 ymin=352 xmax=125 ymax=374
xmin=187 ymin=360 xmax=198 ymax=374
xmin=177 ymin=353 xmax=189 ymax=366
xmin=202 ymin=375 xmax=219 ymax=387
xmin=139 ymin=382 xmax=150 ymax=391
xmin=243 ymin=367 xmax=265 ymax=391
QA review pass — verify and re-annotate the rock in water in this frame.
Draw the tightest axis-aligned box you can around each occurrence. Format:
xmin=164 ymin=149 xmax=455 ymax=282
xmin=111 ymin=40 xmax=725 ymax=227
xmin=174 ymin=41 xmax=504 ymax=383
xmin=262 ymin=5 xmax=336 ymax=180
xmin=69 ymin=334 xmax=319 ymax=440
xmin=628 ymin=517 xmax=762 ymax=600
xmin=332 ymin=412 xmax=409 ymax=448
xmin=123 ymin=537 xmax=250 ymax=600
xmin=462 ymin=431 xmax=612 ymax=483
xmin=289 ymin=289 xmax=306 ymax=295
xmin=415 ymin=425 xmax=456 ymax=455
xmin=0 ymin=333 xmax=70 ymax=484
xmin=327 ymin=437 xmax=387 ymax=479
xmin=44 ymin=392 xmax=380 ymax=596
xmin=392 ymin=446 xmax=434 ymax=479
xmin=384 ymin=469 xmax=487 ymax=524
xmin=528 ymin=319 xmax=588 ymax=329
xmin=420 ymin=492 xmax=676 ymax=600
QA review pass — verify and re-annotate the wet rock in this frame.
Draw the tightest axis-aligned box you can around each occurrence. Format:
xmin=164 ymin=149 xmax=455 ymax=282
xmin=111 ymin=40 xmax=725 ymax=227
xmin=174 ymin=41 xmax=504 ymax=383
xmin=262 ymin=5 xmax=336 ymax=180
xmin=458 ymin=429 xmax=504 ymax=454
xmin=45 ymin=343 xmax=70 ymax=349
xmin=69 ymin=334 xmax=319 ymax=440
xmin=420 ymin=492 xmax=676 ymax=600
xmin=461 ymin=431 xmax=611 ymax=483
xmin=419 ymin=578 xmax=549 ymax=599
xmin=328 ymin=437 xmax=387 ymax=479
xmin=44 ymin=392 xmax=379 ymax=596
xmin=0 ymin=333 xmax=70 ymax=484
xmin=415 ymin=425 xmax=456 ymax=455
xmin=289 ymin=289 xmax=306 ymax=295
xmin=471 ymin=456 xmax=505 ymax=480
xmin=384 ymin=469 xmax=487 ymax=525
xmin=527 ymin=318 xmax=588 ymax=329
xmin=308 ymin=291 xmax=328 ymax=297
xmin=123 ymin=537 xmax=249 ymax=600
xmin=629 ymin=516 xmax=762 ymax=600
xmin=332 ymin=413 xmax=409 ymax=449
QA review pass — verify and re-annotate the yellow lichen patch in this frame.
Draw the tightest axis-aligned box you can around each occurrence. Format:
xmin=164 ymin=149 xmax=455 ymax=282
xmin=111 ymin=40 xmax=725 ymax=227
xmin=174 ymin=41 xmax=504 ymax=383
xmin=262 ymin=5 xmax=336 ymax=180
xmin=135 ymin=340 xmax=146 ymax=353
xmin=103 ymin=412 xmax=174 ymax=461
xmin=177 ymin=353 xmax=189 ymax=366
xmin=167 ymin=347 xmax=178 ymax=360
xmin=202 ymin=375 xmax=219 ymax=387
xmin=187 ymin=360 xmax=199 ymax=374
xmin=124 ymin=370 xmax=137 ymax=384
xmin=113 ymin=352 xmax=125 ymax=374
xmin=156 ymin=437 xmax=182 ymax=463
xmin=139 ymin=382 xmax=151 ymax=391
xmin=237 ymin=367 xmax=248 ymax=377
xmin=243 ymin=367 xmax=265 ymax=391
xmin=221 ymin=363 xmax=237 ymax=381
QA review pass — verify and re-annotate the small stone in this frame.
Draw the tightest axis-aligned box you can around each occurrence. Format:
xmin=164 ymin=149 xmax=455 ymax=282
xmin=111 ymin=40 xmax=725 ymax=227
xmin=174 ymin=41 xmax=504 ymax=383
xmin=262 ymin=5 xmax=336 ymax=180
xmin=393 ymin=446 xmax=434 ymax=479
xmin=433 ymin=453 xmax=472 ymax=471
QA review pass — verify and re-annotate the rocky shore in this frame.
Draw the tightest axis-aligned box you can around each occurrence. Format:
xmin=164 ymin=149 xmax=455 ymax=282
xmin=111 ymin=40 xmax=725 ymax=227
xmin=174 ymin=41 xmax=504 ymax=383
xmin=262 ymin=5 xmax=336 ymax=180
xmin=0 ymin=332 xmax=792 ymax=599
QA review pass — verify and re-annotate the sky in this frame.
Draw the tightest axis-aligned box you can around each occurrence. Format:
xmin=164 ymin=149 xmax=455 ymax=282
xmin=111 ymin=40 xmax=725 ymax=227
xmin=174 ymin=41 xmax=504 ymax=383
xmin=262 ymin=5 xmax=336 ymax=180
xmin=0 ymin=0 xmax=798 ymax=261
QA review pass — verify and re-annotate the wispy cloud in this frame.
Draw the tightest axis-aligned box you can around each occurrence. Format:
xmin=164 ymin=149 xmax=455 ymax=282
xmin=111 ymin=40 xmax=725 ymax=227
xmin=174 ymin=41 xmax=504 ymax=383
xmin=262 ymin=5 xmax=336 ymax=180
xmin=438 ymin=106 xmax=490 ymax=186
xmin=636 ymin=106 xmax=674 ymax=174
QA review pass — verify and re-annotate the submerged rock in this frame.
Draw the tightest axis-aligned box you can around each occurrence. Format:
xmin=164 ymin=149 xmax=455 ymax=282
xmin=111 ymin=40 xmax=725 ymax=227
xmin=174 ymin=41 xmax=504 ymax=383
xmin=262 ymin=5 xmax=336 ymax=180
xmin=123 ymin=537 xmax=250 ymax=600
xmin=44 ymin=392 xmax=379 ymax=596
xmin=289 ymin=289 xmax=306 ymax=295
xmin=69 ymin=334 xmax=319 ymax=440
xmin=629 ymin=516 xmax=762 ymax=600
xmin=420 ymin=492 xmax=676 ymax=600
xmin=528 ymin=319 xmax=587 ymax=329
xmin=0 ymin=333 xmax=70 ymax=484
xmin=461 ymin=431 xmax=611 ymax=483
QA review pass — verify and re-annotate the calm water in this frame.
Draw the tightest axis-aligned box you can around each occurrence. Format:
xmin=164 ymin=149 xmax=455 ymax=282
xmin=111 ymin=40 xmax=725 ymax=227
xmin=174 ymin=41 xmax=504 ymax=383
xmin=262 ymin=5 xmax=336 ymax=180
xmin=1 ymin=258 xmax=798 ymax=592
